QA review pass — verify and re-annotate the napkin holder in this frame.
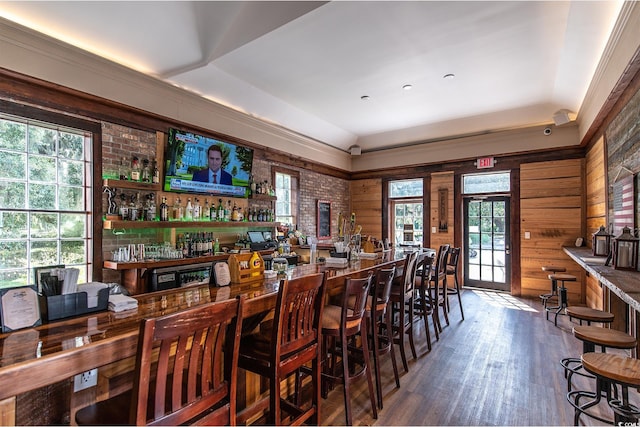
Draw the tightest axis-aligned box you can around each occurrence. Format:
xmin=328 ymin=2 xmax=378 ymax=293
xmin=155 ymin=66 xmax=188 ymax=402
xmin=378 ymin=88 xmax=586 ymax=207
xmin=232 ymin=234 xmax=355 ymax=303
xmin=39 ymin=287 xmax=110 ymax=321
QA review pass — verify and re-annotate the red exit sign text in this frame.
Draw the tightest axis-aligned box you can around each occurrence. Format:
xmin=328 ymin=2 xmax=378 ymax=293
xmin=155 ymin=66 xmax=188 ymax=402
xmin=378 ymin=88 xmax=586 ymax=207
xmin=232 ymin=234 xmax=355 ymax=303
xmin=477 ymin=157 xmax=495 ymax=169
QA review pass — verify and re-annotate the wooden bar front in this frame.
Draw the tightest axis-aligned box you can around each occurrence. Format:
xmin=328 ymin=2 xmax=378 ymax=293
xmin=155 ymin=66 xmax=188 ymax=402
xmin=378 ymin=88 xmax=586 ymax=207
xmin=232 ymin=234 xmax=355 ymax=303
xmin=0 ymin=255 xmax=404 ymax=425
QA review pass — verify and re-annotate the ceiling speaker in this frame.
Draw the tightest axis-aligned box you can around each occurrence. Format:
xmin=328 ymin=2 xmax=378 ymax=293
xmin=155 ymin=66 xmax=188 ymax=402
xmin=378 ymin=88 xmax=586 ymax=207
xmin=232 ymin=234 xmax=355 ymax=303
xmin=553 ymin=109 xmax=572 ymax=126
xmin=349 ymin=145 xmax=361 ymax=156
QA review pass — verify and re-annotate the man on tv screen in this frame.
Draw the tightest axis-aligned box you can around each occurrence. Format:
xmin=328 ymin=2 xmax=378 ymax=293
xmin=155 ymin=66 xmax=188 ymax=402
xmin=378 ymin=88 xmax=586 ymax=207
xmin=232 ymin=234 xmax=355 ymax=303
xmin=192 ymin=145 xmax=233 ymax=185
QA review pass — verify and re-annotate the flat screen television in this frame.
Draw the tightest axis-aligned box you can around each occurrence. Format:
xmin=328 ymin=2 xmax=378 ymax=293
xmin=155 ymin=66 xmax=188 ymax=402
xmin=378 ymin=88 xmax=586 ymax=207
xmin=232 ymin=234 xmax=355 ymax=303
xmin=164 ymin=128 xmax=254 ymax=197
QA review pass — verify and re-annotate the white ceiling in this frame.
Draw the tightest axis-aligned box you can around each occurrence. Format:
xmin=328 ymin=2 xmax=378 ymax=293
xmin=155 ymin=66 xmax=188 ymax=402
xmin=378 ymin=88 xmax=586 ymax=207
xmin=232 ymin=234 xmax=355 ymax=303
xmin=0 ymin=1 xmax=624 ymax=154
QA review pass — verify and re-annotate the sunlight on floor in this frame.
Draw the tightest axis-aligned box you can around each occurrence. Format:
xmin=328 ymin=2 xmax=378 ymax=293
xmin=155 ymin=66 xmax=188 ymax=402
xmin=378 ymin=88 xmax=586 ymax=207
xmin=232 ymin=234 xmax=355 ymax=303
xmin=471 ymin=289 xmax=539 ymax=312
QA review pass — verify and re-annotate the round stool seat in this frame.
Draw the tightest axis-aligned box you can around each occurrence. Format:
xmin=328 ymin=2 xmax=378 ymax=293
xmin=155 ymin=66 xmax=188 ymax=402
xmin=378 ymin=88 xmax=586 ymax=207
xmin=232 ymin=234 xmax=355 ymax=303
xmin=566 ymin=306 xmax=614 ymax=323
xmin=542 ymin=265 xmax=567 ymax=273
xmin=582 ymin=353 xmax=640 ymax=388
xmin=573 ymin=326 xmax=636 ymax=349
xmin=548 ymin=273 xmax=576 ymax=282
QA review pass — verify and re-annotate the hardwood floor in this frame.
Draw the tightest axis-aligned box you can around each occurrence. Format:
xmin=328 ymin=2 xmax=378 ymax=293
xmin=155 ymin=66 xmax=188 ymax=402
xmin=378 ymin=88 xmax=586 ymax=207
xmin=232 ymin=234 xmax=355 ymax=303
xmin=318 ymin=289 xmax=638 ymax=426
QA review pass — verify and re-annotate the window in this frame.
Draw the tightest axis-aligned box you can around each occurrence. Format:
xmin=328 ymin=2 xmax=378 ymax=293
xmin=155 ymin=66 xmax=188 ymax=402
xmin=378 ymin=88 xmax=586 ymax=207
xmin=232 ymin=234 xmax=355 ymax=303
xmin=0 ymin=114 xmax=93 ymax=289
xmin=389 ymin=179 xmax=423 ymax=247
xmin=274 ymin=168 xmax=299 ymax=227
xmin=462 ymin=172 xmax=510 ymax=194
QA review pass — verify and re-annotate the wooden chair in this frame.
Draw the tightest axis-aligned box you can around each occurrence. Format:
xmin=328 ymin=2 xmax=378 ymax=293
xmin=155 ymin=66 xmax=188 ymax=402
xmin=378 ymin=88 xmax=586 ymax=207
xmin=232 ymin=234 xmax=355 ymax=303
xmin=414 ymin=252 xmax=438 ymax=347
xmin=445 ymin=247 xmax=464 ymax=320
xmin=75 ymin=296 xmax=244 ymax=426
xmin=389 ymin=250 xmax=420 ymax=372
xmin=321 ymin=274 xmax=377 ymax=425
xmin=429 ymin=244 xmax=450 ymax=333
xmin=367 ymin=266 xmax=399 ymax=409
xmin=237 ymin=272 xmax=326 ymax=425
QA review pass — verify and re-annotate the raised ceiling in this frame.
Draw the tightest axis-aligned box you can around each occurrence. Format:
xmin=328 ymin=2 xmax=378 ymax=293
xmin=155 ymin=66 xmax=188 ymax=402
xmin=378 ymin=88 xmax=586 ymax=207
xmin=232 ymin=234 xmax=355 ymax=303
xmin=0 ymin=1 xmax=624 ymax=154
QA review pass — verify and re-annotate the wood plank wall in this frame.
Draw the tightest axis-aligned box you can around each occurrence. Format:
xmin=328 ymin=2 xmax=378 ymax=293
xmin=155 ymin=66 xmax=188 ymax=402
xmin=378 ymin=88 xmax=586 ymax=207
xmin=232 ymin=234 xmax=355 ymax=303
xmin=520 ymin=159 xmax=585 ymax=303
xmin=585 ymin=136 xmax=607 ymax=241
xmin=350 ymin=178 xmax=383 ymax=240
xmin=429 ymin=172 xmax=455 ymax=250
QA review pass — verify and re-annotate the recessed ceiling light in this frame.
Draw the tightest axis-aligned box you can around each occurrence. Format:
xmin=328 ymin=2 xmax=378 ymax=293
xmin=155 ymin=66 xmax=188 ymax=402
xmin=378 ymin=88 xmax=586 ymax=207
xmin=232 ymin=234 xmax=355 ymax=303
xmin=443 ymin=73 xmax=455 ymax=80
xmin=361 ymin=95 xmax=370 ymax=100
xmin=402 ymin=84 xmax=413 ymax=90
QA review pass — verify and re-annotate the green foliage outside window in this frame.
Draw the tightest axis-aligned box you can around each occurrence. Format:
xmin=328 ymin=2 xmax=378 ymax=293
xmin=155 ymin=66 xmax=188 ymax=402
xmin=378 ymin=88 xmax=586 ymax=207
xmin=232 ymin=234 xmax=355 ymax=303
xmin=0 ymin=115 xmax=91 ymax=289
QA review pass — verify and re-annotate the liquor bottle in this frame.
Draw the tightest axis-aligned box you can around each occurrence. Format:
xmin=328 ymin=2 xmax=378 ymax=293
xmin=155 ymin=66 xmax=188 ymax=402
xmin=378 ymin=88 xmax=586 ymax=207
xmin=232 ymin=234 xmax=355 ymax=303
xmin=196 ymin=232 xmax=203 ymax=256
xmin=193 ymin=198 xmax=201 ymax=220
xmin=249 ymin=175 xmax=257 ymax=195
xmin=209 ymin=199 xmax=217 ymax=221
xmin=146 ymin=193 xmax=156 ymax=221
xmin=225 ymin=200 xmax=232 ymax=221
xmin=141 ymin=159 xmax=150 ymax=183
xmin=159 ymin=196 xmax=169 ymax=221
xmin=217 ymin=199 xmax=224 ymax=222
xmin=214 ymin=237 xmax=220 ymax=254
xmin=118 ymin=156 xmax=129 ymax=181
xmin=152 ymin=159 xmax=160 ymax=184
xmin=129 ymin=195 xmax=139 ymax=221
xmin=204 ymin=199 xmax=210 ymax=220
xmin=130 ymin=156 xmax=141 ymax=181
xmin=185 ymin=198 xmax=193 ymax=221
xmin=206 ymin=232 xmax=213 ymax=255
xmin=119 ymin=193 xmax=129 ymax=219
xmin=232 ymin=202 xmax=239 ymax=221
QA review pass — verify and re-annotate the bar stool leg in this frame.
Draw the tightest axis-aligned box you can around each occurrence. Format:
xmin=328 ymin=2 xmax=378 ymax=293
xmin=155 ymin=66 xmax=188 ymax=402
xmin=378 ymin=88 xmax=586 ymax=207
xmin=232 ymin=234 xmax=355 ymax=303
xmin=546 ymin=282 xmax=568 ymax=326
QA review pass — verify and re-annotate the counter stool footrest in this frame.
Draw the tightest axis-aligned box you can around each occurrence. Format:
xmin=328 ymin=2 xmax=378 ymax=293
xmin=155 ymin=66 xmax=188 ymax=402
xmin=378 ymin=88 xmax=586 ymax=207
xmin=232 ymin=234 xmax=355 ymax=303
xmin=560 ymin=357 xmax=595 ymax=392
xmin=610 ymin=399 xmax=640 ymax=424
xmin=567 ymin=389 xmax=614 ymax=425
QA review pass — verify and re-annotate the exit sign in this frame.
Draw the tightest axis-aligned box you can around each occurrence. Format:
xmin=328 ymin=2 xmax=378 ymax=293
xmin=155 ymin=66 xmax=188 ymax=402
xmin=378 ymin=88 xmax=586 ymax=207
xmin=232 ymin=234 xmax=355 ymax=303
xmin=477 ymin=157 xmax=495 ymax=169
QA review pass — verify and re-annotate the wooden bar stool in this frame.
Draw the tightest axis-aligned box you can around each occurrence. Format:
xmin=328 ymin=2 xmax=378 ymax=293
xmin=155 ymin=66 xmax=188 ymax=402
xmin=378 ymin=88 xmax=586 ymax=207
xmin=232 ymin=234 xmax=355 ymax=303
xmin=561 ymin=325 xmax=635 ymax=393
xmin=322 ymin=274 xmax=377 ymax=425
xmin=367 ymin=266 xmax=400 ymax=410
xmin=566 ymin=306 xmax=615 ymax=325
xmin=540 ymin=265 xmax=566 ymax=308
xmin=389 ymin=250 xmax=420 ymax=373
xmin=237 ymin=273 xmax=326 ymax=426
xmin=76 ymin=296 xmax=244 ymax=426
xmin=569 ymin=353 xmax=640 ymax=425
xmin=445 ymin=247 xmax=464 ymax=320
xmin=545 ymin=273 xmax=576 ymax=326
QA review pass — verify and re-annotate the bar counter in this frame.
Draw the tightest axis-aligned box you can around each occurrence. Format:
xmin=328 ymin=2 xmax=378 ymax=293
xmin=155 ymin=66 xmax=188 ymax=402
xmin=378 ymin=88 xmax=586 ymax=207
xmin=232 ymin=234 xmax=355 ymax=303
xmin=0 ymin=255 xmax=403 ymax=409
xmin=563 ymin=247 xmax=640 ymax=311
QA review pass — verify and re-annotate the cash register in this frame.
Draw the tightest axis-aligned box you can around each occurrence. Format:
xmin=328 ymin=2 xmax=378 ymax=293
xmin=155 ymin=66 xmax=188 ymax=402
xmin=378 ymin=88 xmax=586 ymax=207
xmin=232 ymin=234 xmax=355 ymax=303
xmin=247 ymin=231 xmax=277 ymax=251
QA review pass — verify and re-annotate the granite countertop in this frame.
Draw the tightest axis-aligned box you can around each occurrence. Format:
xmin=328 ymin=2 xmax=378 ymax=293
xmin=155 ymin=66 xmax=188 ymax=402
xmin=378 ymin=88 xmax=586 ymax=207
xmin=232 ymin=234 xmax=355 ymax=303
xmin=563 ymin=246 xmax=640 ymax=312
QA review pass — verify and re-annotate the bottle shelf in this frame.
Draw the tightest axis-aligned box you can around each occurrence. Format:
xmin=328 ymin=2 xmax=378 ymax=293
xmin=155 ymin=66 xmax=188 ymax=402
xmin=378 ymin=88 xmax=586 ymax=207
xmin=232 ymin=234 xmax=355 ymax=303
xmin=103 ymin=179 xmax=161 ymax=191
xmin=103 ymin=219 xmax=279 ymax=230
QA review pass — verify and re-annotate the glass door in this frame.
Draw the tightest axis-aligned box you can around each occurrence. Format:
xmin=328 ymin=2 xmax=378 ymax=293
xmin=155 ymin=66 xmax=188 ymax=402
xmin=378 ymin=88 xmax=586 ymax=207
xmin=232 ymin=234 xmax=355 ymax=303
xmin=391 ymin=200 xmax=423 ymax=249
xmin=464 ymin=196 xmax=510 ymax=291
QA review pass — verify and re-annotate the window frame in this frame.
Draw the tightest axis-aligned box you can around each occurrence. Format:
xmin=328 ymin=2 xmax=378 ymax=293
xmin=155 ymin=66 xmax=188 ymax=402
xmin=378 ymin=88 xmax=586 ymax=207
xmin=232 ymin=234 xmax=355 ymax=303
xmin=272 ymin=166 xmax=300 ymax=228
xmin=0 ymin=102 xmax=102 ymax=288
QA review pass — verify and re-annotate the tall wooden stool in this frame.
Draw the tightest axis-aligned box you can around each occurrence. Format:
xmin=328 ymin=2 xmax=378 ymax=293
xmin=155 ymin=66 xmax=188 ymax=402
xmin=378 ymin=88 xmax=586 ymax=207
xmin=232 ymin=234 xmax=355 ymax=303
xmin=566 ymin=306 xmax=615 ymax=326
xmin=545 ymin=273 xmax=576 ymax=326
xmin=540 ymin=265 xmax=566 ymax=308
xmin=569 ymin=353 xmax=640 ymax=425
xmin=561 ymin=325 xmax=635 ymax=392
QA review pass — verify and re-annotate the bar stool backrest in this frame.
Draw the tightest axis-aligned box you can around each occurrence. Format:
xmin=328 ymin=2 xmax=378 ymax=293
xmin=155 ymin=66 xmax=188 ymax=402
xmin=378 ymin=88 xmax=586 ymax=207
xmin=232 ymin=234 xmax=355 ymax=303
xmin=401 ymin=250 xmax=420 ymax=295
xmin=342 ymin=274 xmax=373 ymax=331
xmin=133 ymin=296 xmax=244 ymax=426
xmin=434 ymin=244 xmax=450 ymax=281
xmin=374 ymin=266 xmax=396 ymax=309
xmin=271 ymin=272 xmax=327 ymax=361
xmin=416 ymin=252 xmax=435 ymax=290
xmin=447 ymin=247 xmax=460 ymax=270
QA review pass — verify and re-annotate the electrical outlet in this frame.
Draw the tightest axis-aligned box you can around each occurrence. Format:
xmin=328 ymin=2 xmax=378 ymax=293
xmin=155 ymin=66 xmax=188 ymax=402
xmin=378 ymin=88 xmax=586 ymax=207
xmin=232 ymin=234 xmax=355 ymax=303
xmin=74 ymin=368 xmax=98 ymax=392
